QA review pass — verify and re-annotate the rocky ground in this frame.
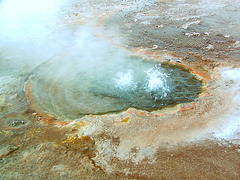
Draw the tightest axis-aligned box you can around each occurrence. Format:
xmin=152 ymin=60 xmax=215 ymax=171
xmin=0 ymin=0 xmax=239 ymax=179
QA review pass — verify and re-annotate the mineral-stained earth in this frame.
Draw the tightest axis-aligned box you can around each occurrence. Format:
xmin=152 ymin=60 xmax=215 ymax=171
xmin=0 ymin=0 xmax=239 ymax=179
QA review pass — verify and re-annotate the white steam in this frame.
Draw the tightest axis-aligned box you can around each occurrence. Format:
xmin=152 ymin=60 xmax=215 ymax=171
xmin=0 ymin=0 xmax=65 ymax=41
xmin=0 ymin=0 xmax=71 ymax=68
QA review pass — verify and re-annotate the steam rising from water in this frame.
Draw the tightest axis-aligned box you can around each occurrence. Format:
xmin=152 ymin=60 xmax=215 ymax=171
xmin=0 ymin=0 xmax=70 ymax=76
xmin=26 ymin=39 xmax=202 ymax=119
xmin=0 ymin=0 xmax=202 ymax=120
xmin=0 ymin=0 xmax=65 ymax=41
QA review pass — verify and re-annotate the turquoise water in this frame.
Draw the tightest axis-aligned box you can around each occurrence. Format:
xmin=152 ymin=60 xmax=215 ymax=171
xmin=27 ymin=54 xmax=203 ymax=119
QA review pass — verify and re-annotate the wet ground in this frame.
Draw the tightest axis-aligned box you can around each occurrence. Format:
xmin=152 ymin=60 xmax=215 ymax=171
xmin=0 ymin=0 xmax=240 ymax=179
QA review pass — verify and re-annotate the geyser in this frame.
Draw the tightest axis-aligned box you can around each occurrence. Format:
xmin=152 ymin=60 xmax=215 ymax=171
xmin=25 ymin=52 xmax=203 ymax=120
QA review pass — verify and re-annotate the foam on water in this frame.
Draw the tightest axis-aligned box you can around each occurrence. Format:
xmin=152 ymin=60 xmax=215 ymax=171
xmin=114 ymin=70 xmax=135 ymax=90
xmin=145 ymin=65 xmax=169 ymax=94
xmin=114 ymin=65 xmax=170 ymax=99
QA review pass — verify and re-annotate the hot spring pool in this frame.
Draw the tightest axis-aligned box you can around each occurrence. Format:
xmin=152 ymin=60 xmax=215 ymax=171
xmin=25 ymin=54 xmax=203 ymax=119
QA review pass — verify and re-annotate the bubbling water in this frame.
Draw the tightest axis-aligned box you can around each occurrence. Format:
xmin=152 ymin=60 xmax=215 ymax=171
xmin=114 ymin=70 xmax=135 ymax=90
xmin=26 ymin=53 xmax=203 ymax=120
xmin=145 ymin=65 xmax=169 ymax=96
xmin=114 ymin=65 xmax=170 ymax=101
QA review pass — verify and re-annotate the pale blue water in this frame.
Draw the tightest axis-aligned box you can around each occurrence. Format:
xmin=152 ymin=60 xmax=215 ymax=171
xmin=26 ymin=53 xmax=203 ymax=119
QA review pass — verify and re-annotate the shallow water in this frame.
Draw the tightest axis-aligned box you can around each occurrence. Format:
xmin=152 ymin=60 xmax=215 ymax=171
xmin=26 ymin=51 xmax=203 ymax=119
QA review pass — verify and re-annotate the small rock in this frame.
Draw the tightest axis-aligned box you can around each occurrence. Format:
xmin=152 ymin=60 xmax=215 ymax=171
xmin=156 ymin=25 xmax=164 ymax=28
xmin=83 ymin=147 xmax=89 ymax=150
xmin=0 ymin=145 xmax=19 ymax=159
xmin=224 ymin=35 xmax=230 ymax=38
xmin=12 ymin=121 xmax=17 ymax=126
xmin=152 ymin=45 xmax=158 ymax=50
xmin=192 ymin=32 xmax=200 ymax=36
xmin=206 ymin=44 xmax=214 ymax=51
xmin=184 ymin=32 xmax=200 ymax=37
xmin=181 ymin=20 xmax=201 ymax=29
xmin=12 ymin=120 xmax=23 ymax=126
xmin=233 ymin=41 xmax=240 ymax=48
